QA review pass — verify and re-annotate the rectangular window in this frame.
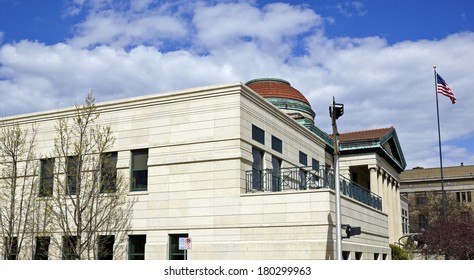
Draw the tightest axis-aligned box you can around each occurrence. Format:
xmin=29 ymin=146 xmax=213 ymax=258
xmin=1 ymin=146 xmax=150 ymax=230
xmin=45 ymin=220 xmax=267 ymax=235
xmin=62 ymin=236 xmax=78 ymax=260
xmin=418 ymin=214 xmax=428 ymax=230
xmin=415 ymin=194 xmax=426 ymax=205
xmin=309 ymin=158 xmax=320 ymax=189
xmin=66 ymin=156 xmax=79 ymax=195
xmin=128 ymin=235 xmax=146 ymax=260
xmin=456 ymin=191 xmax=472 ymax=203
xmin=299 ymin=151 xmax=307 ymax=166
xmin=374 ymin=253 xmax=379 ymax=260
xmin=4 ymin=237 xmax=18 ymax=260
xmin=169 ymin=234 xmax=188 ymax=260
xmin=39 ymin=158 xmax=54 ymax=197
xmin=271 ymin=156 xmax=281 ymax=192
xmin=299 ymin=151 xmax=307 ymax=190
xmin=98 ymin=235 xmax=115 ymax=260
xmin=252 ymin=124 xmax=265 ymax=145
xmin=101 ymin=152 xmax=118 ymax=192
xmin=131 ymin=149 xmax=148 ymax=191
xmin=311 ymin=158 xmax=319 ymax=171
xmin=251 ymin=147 xmax=264 ymax=191
xmin=34 ymin=236 xmax=51 ymax=260
xmin=271 ymin=135 xmax=282 ymax=153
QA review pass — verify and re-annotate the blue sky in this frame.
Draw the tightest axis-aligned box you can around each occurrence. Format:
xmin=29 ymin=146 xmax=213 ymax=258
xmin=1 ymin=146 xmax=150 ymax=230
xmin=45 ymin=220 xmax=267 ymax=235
xmin=1 ymin=0 xmax=473 ymax=169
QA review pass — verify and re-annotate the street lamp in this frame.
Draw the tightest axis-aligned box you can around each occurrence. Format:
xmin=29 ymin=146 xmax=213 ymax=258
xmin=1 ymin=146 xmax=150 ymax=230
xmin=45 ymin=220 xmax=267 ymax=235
xmin=330 ymin=97 xmax=343 ymax=260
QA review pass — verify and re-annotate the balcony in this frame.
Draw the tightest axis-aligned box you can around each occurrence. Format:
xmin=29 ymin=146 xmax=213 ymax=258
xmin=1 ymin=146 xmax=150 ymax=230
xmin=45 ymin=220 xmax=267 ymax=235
xmin=245 ymin=166 xmax=382 ymax=210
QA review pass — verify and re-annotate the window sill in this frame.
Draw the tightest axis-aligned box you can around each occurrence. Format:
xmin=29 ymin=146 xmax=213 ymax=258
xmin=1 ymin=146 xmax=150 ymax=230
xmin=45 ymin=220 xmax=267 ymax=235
xmin=128 ymin=190 xmax=149 ymax=196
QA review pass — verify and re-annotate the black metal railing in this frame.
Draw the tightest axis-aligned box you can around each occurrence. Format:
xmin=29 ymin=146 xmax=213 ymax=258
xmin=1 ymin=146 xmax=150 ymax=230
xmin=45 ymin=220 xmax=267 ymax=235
xmin=245 ymin=166 xmax=382 ymax=210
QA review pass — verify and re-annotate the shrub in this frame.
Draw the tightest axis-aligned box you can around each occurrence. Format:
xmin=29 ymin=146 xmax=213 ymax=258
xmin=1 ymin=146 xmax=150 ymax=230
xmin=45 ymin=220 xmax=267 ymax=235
xmin=390 ymin=244 xmax=409 ymax=260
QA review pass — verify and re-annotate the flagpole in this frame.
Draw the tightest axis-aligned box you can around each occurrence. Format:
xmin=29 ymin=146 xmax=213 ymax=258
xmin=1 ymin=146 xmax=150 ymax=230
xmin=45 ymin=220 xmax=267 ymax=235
xmin=433 ymin=66 xmax=446 ymax=219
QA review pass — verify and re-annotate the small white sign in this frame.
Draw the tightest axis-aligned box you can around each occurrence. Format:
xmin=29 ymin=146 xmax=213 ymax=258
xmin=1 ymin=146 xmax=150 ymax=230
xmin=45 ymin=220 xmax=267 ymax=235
xmin=178 ymin=237 xmax=192 ymax=250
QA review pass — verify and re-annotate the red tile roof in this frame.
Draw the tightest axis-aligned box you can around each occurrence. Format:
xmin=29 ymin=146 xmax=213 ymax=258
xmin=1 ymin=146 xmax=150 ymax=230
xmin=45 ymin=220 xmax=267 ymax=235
xmin=245 ymin=78 xmax=310 ymax=105
xmin=338 ymin=127 xmax=394 ymax=142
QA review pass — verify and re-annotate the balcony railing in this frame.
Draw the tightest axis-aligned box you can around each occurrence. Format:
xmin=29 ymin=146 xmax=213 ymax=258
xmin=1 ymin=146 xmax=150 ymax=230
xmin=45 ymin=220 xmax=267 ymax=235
xmin=245 ymin=166 xmax=382 ymax=210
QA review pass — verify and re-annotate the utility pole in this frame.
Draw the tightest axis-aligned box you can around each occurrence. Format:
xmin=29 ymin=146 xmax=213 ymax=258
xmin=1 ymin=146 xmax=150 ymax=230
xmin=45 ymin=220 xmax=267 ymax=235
xmin=329 ymin=97 xmax=344 ymax=260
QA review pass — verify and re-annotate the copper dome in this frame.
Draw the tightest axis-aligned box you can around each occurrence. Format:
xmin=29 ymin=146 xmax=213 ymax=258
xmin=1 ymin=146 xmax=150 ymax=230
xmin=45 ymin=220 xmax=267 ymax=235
xmin=245 ymin=78 xmax=310 ymax=105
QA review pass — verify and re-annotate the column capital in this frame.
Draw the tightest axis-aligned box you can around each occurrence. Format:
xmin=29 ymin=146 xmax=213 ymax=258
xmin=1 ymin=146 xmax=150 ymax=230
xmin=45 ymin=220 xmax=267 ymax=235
xmin=369 ymin=166 xmax=378 ymax=172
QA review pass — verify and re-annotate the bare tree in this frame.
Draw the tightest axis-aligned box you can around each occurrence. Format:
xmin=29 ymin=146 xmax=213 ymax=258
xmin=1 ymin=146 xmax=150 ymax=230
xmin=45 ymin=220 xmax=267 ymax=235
xmin=405 ymin=190 xmax=474 ymax=259
xmin=46 ymin=93 xmax=134 ymax=260
xmin=408 ymin=191 xmax=472 ymax=233
xmin=0 ymin=123 xmax=39 ymax=259
xmin=420 ymin=217 xmax=474 ymax=259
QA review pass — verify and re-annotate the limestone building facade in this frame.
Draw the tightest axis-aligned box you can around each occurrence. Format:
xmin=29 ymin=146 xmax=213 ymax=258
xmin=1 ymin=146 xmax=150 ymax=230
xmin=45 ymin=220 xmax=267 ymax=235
xmin=400 ymin=164 xmax=474 ymax=233
xmin=0 ymin=78 xmax=406 ymax=260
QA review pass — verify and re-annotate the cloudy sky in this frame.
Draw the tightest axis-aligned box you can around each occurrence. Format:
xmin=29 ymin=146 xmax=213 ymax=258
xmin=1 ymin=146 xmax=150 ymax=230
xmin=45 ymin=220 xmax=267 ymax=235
xmin=0 ymin=0 xmax=473 ymax=169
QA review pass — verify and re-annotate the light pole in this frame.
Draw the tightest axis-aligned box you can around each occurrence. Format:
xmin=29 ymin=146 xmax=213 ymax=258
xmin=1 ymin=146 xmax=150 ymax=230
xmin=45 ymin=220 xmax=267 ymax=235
xmin=330 ymin=97 xmax=344 ymax=260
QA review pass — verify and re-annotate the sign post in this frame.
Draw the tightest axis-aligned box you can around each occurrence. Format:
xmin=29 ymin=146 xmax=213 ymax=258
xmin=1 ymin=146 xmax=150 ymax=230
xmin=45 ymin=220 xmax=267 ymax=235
xmin=178 ymin=237 xmax=192 ymax=260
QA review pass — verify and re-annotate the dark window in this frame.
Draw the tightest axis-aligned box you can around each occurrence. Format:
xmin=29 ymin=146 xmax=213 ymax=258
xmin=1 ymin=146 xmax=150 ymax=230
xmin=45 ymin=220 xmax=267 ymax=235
xmin=4 ymin=237 xmax=18 ymax=260
xmin=271 ymin=156 xmax=281 ymax=192
xmin=299 ymin=151 xmax=307 ymax=166
xmin=39 ymin=158 xmax=54 ymax=197
xmin=418 ymin=214 xmax=428 ymax=230
xmin=101 ymin=152 xmax=118 ymax=192
xmin=131 ymin=149 xmax=148 ymax=191
xmin=169 ymin=234 xmax=188 ymax=260
xmin=98 ymin=235 xmax=115 ymax=260
xmin=128 ymin=235 xmax=146 ymax=260
xmin=252 ymin=125 xmax=265 ymax=145
xmin=312 ymin=158 xmax=319 ymax=171
xmin=62 ymin=236 xmax=78 ymax=260
xmin=342 ymin=251 xmax=350 ymax=260
xmin=456 ymin=191 xmax=472 ymax=203
xmin=271 ymin=135 xmax=282 ymax=153
xmin=309 ymin=158 xmax=320 ymax=189
xmin=35 ymin=237 xmax=50 ymax=260
xmin=251 ymin=147 xmax=264 ymax=191
xmin=355 ymin=252 xmax=362 ymax=260
xmin=299 ymin=151 xmax=307 ymax=190
xmin=416 ymin=195 xmax=426 ymax=205
xmin=66 ymin=156 xmax=79 ymax=195
xmin=374 ymin=253 xmax=379 ymax=260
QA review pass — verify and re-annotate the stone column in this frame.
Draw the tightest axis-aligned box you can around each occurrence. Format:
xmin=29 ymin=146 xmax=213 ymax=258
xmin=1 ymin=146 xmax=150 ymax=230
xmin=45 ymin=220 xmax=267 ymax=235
xmin=378 ymin=169 xmax=386 ymax=212
xmin=369 ymin=166 xmax=378 ymax=195
xmin=394 ymin=181 xmax=403 ymax=241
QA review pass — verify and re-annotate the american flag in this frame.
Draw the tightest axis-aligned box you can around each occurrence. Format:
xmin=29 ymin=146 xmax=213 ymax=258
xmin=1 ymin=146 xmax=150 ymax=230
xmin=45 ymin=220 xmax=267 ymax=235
xmin=436 ymin=73 xmax=456 ymax=104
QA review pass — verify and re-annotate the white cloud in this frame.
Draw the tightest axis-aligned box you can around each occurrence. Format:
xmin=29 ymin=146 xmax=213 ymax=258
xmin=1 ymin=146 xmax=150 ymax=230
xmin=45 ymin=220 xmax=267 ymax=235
xmin=1 ymin=1 xmax=474 ymax=169
xmin=68 ymin=4 xmax=189 ymax=48
xmin=336 ymin=1 xmax=368 ymax=17
xmin=193 ymin=2 xmax=322 ymax=51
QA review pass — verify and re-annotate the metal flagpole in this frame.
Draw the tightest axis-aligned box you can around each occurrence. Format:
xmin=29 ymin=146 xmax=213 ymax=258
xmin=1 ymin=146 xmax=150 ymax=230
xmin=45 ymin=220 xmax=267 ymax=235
xmin=433 ymin=66 xmax=446 ymax=218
